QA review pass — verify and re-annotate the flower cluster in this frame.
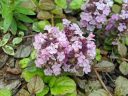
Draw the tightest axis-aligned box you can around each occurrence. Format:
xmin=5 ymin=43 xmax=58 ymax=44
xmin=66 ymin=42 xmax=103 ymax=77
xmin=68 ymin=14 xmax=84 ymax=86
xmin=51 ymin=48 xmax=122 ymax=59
xmin=80 ymin=0 xmax=128 ymax=32
xmin=80 ymin=0 xmax=113 ymax=31
xmin=33 ymin=19 xmax=96 ymax=76
xmin=106 ymin=2 xmax=128 ymax=32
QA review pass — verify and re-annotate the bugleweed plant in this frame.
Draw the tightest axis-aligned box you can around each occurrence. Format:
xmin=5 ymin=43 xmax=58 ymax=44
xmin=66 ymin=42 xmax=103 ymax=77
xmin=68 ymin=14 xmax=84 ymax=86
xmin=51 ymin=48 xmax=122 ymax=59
xmin=80 ymin=0 xmax=128 ymax=33
xmin=33 ymin=19 xmax=96 ymax=75
xmin=0 ymin=0 xmax=128 ymax=96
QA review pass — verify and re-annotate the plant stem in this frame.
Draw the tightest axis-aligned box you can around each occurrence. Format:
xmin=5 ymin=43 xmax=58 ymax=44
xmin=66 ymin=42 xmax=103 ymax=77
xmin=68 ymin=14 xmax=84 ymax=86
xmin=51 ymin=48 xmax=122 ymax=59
xmin=93 ymin=68 xmax=113 ymax=96
xmin=23 ymin=34 xmax=35 ymax=39
xmin=51 ymin=14 xmax=54 ymax=27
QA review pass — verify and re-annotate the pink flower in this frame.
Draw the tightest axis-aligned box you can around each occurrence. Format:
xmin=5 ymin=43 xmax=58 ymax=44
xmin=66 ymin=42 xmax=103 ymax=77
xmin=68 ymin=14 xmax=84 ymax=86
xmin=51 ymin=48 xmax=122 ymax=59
xmin=118 ymin=23 xmax=127 ymax=32
xmin=44 ymin=25 xmax=52 ymax=32
xmin=72 ymin=41 xmax=82 ymax=52
xmin=44 ymin=68 xmax=53 ymax=75
xmin=33 ymin=19 xmax=96 ymax=76
xmin=87 ymin=33 xmax=95 ymax=41
xmin=57 ymin=52 xmax=65 ymax=62
xmin=111 ymin=14 xmax=119 ymax=20
xmin=77 ymin=52 xmax=86 ymax=66
xmin=83 ymin=64 xmax=91 ymax=74
xmin=52 ymin=64 xmax=61 ymax=75
xmin=46 ymin=43 xmax=57 ymax=54
xmin=35 ymin=58 xmax=43 ymax=67
xmin=63 ymin=19 xmax=71 ymax=26
xmin=87 ymin=25 xmax=95 ymax=31
xmin=96 ymin=15 xmax=106 ymax=23
xmin=80 ymin=12 xmax=93 ymax=22
xmin=57 ymin=32 xmax=69 ymax=47
xmin=33 ymin=33 xmax=46 ymax=50
xmin=103 ymin=7 xmax=110 ymax=16
xmin=95 ymin=2 xmax=105 ymax=10
xmin=64 ymin=45 xmax=73 ymax=54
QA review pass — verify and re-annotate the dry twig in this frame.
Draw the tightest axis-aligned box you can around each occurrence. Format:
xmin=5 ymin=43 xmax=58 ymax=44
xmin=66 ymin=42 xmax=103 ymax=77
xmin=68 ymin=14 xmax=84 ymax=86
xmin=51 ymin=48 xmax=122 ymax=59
xmin=93 ymin=68 xmax=113 ymax=96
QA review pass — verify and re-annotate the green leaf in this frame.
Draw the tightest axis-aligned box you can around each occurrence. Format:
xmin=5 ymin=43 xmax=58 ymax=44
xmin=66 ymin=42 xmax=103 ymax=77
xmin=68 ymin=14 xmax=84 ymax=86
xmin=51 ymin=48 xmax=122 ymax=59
xmin=12 ymin=37 xmax=22 ymax=45
xmin=39 ymin=0 xmax=55 ymax=10
xmin=69 ymin=0 xmax=84 ymax=10
xmin=56 ymin=23 xmax=64 ymax=30
xmin=0 ymin=33 xmax=11 ymax=47
xmin=14 ymin=0 xmax=27 ymax=7
xmin=85 ymin=80 xmax=102 ymax=94
xmin=18 ymin=31 xmax=25 ymax=37
xmin=119 ymin=61 xmax=128 ymax=75
xmin=125 ymin=36 xmax=128 ymax=46
xmin=10 ymin=19 xmax=17 ymax=35
xmin=43 ymin=76 xmax=55 ymax=83
xmin=89 ymin=89 xmax=108 ymax=96
xmin=96 ymin=49 xmax=101 ymax=55
xmin=15 ymin=13 xmax=33 ymax=23
xmin=50 ymin=76 xmax=76 ymax=95
xmin=66 ymin=91 xmax=77 ymax=96
xmin=26 ymin=66 xmax=37 ymax=72
xmin=49 ymin=77 xmax=57 ymax=88
xmin=2 ymin=45 xmax=15 ymax=56
xmin=22 ymin=69 xmax=36 ymax=82
xmin=38 ymin=20 xmax=50 ymax=30
xmin=15 ymin=6 xmax=35 ymax=15
xmin=20 ymin=0 xmax=37 ymax=11
xmin=1 ymin=1 xmax=13 ymax=32
xmin=19 ymin=58 xmax=31 ymax=68
xmin=32 ymin=20 xmax=50 ymax=32
xmin=115 ymin=76 xmax=128 ymax=96
xmin=0 ymin=88 xmax=11 ymax=96
xmin=30 ymin=50 xmax=36 ymax=60
xmin=32 ymin=22 xmax=41 ymax=32
xmin=55 ymin=0 xmax=67 ymax=9
xmin=112 ymin=4 xmax=121 ymax=13
xmin=118 ymin=42 xmax=127 ymax=57
xmin=37 ymin=11 xmax=52 ymax=19
xmin=3 ymin=13 xmax=13 ymax=33
xmin=94 ymin=60 xmax=115 ymax=72
xmin=27 ymin=76 xmax=44 ymax=94
xmin=17 ymin=22 xmax=28 ymax=31
xmin=96 ymin=55 xmax=102 ymax=61
xmin=36 ymin=86 xmax=49 ymax=96
xmin=21 ymin=67 xmax=44 ymax=82
xmin=114 ymin=0 xmax=123 ymax=4
xmin=51 ymin=7 xmax=63 ymax=16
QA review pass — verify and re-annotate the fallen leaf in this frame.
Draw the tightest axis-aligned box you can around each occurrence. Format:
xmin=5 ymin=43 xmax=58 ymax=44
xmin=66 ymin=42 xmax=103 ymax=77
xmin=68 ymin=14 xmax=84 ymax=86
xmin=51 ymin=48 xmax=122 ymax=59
xmin=5 ymin=80 xmax=21 ymax=90
xmin=6 ymin=67 xmax=21 ymax=75
xmin=27 ymin=76 xmax=44 ymax=94
xmin=0 ymin=54 xmax=8 ymax=69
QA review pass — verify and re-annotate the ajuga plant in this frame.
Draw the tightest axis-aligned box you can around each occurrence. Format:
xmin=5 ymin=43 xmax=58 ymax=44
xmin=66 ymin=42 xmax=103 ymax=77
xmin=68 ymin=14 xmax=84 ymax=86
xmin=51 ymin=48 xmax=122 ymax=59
xmin=33 ymin=19 xmax=96 ymax=75
xmin=80 ymin=0 xmax=128 ymax=33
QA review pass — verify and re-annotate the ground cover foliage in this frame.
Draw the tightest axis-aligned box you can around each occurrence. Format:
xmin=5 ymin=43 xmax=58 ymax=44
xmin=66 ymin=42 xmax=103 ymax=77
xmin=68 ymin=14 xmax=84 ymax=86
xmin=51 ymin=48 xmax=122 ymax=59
xmin=0 ymin=0 xmax=128 ymax=96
